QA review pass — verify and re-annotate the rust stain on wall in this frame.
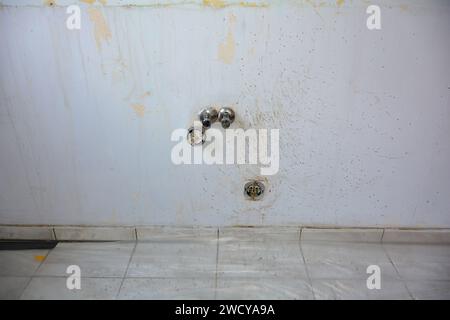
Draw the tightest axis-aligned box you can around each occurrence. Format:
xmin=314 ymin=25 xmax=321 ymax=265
xmin=218 ymin=13 xmax=236 ymax=64
xmin=131 ymin=103 xmax=146 ymax=118
xmin=88 ymin=7 xmax=112 ymax=50
xmin=203 ymin=0 xmax=268 ymax=9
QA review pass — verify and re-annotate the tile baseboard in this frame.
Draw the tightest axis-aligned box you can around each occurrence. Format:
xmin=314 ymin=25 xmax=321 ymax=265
xmin=382 ymin=229 xmax=450 ymax=244
xmin=0 ymin=226 xmax=55 ymax=241
xmin=54 ymin=227 xmax=136 ymax=241
xmin=301 ymin=228 xmax=384 ymax=243
xmin=0 ymin=225 xmax=449 ymax=244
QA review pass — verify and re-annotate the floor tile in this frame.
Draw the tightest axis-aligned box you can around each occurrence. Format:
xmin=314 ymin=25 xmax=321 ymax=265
xmin=20 ymin=277 xmax=122 ymax=300
xmin=305 ymin=261 xmax=400 ymax=280
xmin=302 ymin=242 xmax=399 ymax=280
xmin=36 ymin=242 xmax=135 ymax=278
xmin=383 ymin=244 xmax=450 ymax=263
xmin=0 ymin=276 xmax=30 ymax=299
xmin=302 ymin=242 xmax=390 ymax=264
xmin=312 ymin=279 xmax=412 ymax=300
xmin=406 ymin=280 xmax=450 ymax=300
xmin=216 ymin=277 xmax=314 ymax=300
xmin=118 ymin=278 xmax=215 ymax=300
xmin=393 ymin=261 xmax=450 ymax=280
xmin=127 ymin=240 xmax=217 ymax=278
xmin=0 ymin=250 xmax=49 ymax=276
xmin=384 ymin=244 xmax=450 ymax=280
xmin=218 ymin=240 xmax=308 ymax=278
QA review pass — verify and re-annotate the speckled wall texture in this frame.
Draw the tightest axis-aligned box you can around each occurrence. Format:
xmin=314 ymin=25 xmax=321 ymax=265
xmin=0 ymin=1 xmax=449 ymax=227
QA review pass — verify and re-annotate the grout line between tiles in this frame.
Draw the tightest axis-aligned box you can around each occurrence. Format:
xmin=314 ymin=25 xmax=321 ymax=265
xmin=18 ymin=247 xmax=53 ymax=300
xmin=381 ymin=243 xmax=415 ymax=300
xmin=298 ymin=228 xmax=316 ymax=300
xmin=214 ymin=228 xmax=219 ymax=300
xmin=116 ymin=240 xmax=138 ymax=300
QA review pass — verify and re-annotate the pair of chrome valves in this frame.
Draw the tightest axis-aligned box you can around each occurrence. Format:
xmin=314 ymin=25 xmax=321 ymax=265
xmin=199 ymin=107 xmax=235 ymax=129
xmin=187 ymin=107 xmax=235 ymax=145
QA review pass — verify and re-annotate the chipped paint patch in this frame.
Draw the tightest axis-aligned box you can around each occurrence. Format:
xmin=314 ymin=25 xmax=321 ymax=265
xmin=88 ymin=7 xmax=112 ymax=50
xmin=131 ymin=103 xmax=146 ymax=118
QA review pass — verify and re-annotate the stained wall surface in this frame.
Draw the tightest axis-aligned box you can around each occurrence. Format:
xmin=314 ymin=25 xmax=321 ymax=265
xmin=0 ymin=0 xmax=449 ymax=227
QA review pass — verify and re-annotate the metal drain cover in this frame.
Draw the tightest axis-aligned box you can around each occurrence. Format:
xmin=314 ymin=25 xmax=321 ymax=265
xmin=244 ymin=181 xmax=265 ymax=200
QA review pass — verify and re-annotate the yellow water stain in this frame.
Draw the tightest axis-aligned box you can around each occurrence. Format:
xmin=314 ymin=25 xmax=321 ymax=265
xmin=34 ymin=255 xmax=46 ymax=262
xmin=203 ymin=0 xmax=226 ymax=8
xmin=218 ymin=31 xmax=235 ymax=64
xmin=88 ymin=7 xmax=112 ymax=50
xmin=203 ymin=0 xmax=267 ymax=9
xmin=131 ymin=104 xmax=146 ymax=118
xmin=81 ymin=0 xmax=96 ymax=4
xmin=239 ymin=2 xmax=268 ymax=8
xmin=218 ymin=14 xmax=236 ymax=64
xmin=336 ymin=0 xmax=344 ymax=6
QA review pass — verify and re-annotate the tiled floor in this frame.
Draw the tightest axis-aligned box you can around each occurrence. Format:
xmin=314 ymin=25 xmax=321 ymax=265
xmin=1 ymin=234 xmax=449 ymax=300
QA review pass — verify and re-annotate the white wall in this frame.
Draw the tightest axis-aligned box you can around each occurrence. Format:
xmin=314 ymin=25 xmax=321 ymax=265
xmin=0 ymin=0 xmax=449 ymax=227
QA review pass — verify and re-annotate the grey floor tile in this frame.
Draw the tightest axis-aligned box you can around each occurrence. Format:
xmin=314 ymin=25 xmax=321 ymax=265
xmin=384 ymin=244 xmax=450 ymax=280
xmin=0 ymin=276 xmax=30 ymax=300
xmin=393 ymin=261 xmax=450 ymax=280
xmin=127 ymin=240 xmax=217 ymax=278
xmin=218 ymin=240 xmax=308 ymax=278
xmin=312 ymin=279 xmax=412 ymax=300
xmin=305 ymin=261 xmax=400 ymax=280
xmin=406 ymin=280 xmax=450 ymax=300
xmin=383 ymin=244 xmax=450 ymax=262
xmin=36 ymin=242 xmax=135 ymax=278
xmin=302 ymin=241 xmax=391 ymax=264
xmin=20 ymin=277 xmax=122 ymax=300
xmin=0 ymin=250 xmax=49 ymax=276
xmin=302 ymin=242 xmax=398 ymax=280
xmin=118 ymin=278 xmax=215 ymax=300
xmin=216 ymin=277 xmax=314 ymax=300
xmin=383 ymin=244 xmax=450 ymax=263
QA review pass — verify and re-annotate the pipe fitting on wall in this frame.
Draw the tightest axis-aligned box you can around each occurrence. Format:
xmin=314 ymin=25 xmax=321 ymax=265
xmin=218 ymin=107 xmax=235 ymax=129
xmin=198 ymin=107 xmax=218 ymax=129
